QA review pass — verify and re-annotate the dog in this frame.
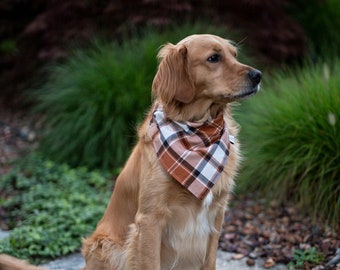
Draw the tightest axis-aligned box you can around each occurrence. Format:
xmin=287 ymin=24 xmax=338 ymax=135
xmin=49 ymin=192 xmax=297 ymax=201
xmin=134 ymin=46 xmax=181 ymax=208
xmin=0 ymin=34 xmax=261 ymax=270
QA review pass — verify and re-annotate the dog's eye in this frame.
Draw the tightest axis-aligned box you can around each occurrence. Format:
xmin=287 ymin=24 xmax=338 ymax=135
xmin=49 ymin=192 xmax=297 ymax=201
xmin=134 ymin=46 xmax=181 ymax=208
xmin=207 ymin=54 xmax=221 ymax=63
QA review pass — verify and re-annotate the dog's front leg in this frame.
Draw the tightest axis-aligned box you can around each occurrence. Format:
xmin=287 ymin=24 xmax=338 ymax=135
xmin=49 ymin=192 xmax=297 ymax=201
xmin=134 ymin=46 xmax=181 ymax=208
xmin=124 ymin=211 xmax=167 ymax=270
xmin=123 ymin=169 xmax=169 ymax=270
xmin=201 ymin=205 xmax=226 ymax=270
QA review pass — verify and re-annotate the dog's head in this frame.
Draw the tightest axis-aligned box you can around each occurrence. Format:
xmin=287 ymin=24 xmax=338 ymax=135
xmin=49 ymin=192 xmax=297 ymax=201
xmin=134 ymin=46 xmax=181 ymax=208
xmin=152 ymin=34 xmax=261 ymax=122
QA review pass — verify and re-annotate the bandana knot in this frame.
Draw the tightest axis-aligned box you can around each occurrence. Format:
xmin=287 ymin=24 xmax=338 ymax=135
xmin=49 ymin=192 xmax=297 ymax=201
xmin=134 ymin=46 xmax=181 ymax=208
xmin=148 ymin=105 xmax=233 ymax=200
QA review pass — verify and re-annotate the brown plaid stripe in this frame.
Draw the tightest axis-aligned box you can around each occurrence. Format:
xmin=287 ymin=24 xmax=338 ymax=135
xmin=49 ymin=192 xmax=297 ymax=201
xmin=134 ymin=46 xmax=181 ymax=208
xmin=148 ymin=105 xmax=232 ymax=200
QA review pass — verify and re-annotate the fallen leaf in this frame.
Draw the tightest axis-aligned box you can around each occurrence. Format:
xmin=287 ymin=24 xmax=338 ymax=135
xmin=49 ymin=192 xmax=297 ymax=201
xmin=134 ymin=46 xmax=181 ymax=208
xmin=247 ymin=258 xmax=256 ymax=266
xmin=263 ymin=257 xmax=276 ymax=268
xmin=232 ymin=253 xmax=245 ymax=260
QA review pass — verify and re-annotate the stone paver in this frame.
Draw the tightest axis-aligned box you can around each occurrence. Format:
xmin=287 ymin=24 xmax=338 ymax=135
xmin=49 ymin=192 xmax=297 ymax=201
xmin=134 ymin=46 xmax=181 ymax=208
xmin=41 ymin=250 xmax=287 ymax=270
xmin=1 ymin=230 xmax=287 ymax=269
xmin=41 ymin=253 xmax=85 ymax=269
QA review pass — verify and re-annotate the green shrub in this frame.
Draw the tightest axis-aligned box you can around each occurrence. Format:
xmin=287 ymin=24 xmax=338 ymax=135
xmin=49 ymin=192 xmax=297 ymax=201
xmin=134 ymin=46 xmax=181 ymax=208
xmin=0 ymin=155 xmax=111 ymax=263
xmin=236 ymin=59 xmax=340 ymax=227
xmin=33 ymin=23 xmax=254 ymax=170
xmin=34 ymin=39 xmax=154 ymax=170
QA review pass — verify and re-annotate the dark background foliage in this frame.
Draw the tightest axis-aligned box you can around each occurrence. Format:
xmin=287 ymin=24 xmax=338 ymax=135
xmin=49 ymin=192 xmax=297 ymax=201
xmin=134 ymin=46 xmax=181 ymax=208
xmin=0 ymin=0 xmax=307 ymax=107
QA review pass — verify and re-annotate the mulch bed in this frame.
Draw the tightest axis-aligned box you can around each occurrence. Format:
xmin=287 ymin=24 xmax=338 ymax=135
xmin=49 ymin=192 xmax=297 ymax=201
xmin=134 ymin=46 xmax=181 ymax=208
xmin=0 ymin=104 xmax=41 ymax=175
xmin=220 ymin=194 xmax=340 ymax=269
xmin=1 ymin=106 xmax=339 ymax=269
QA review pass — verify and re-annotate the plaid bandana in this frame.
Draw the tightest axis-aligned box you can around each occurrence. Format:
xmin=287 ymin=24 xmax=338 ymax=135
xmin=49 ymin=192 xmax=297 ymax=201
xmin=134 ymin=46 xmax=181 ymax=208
xmin=148 ymin=105 xmax=233 ymax=200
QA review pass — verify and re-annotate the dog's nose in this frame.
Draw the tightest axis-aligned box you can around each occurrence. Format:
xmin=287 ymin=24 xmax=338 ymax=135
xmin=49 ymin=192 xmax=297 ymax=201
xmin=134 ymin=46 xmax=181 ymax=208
xmin=248 ymin=69 xmax=262 ymax=86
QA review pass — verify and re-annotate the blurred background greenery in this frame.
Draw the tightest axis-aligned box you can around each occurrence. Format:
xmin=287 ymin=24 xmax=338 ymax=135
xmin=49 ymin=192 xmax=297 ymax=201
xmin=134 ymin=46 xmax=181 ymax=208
xmin=0 ymin=0 xmax=339 ymax=263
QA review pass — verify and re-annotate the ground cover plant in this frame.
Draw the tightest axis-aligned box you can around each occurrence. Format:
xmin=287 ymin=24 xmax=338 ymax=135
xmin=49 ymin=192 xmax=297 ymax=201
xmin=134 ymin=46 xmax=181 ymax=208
xmin=0 ymin=155 xmax=112 ymax=263
xmin=236 ymin=58 xmax=340 ymax=227
xmin=288 ymin=247 xmax=324 ymax=269
xmin=33 ymin=23 xmax=254 ymax=170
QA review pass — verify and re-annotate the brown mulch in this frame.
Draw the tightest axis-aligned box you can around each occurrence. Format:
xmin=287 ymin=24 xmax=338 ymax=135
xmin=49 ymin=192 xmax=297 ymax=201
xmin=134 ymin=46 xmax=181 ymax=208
xmin=220 ymin=194 xmax=340 ymax=269
xmin=0 ymin=104 xmax=41 ymax=175
xmin=0 ymin=106 xmax=339 ymax=269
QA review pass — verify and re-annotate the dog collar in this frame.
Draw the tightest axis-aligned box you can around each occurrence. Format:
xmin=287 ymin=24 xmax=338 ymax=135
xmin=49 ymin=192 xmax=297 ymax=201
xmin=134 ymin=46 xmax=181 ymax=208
xmin=148 ymin=105 xmax=233 ymax=200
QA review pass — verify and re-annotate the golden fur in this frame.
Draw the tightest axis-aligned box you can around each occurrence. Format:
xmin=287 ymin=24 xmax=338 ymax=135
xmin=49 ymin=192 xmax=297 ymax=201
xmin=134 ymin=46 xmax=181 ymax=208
xmin=0 ymin=34 xmax=261 ymax=270
xmin=0 ymin=254 xmax=47 ymax=270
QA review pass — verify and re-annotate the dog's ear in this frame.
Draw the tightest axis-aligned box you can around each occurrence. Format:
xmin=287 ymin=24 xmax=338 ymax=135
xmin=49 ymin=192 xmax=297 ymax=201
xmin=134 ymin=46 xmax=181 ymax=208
xmin=152 ymin=43 xmax=195 ymax=104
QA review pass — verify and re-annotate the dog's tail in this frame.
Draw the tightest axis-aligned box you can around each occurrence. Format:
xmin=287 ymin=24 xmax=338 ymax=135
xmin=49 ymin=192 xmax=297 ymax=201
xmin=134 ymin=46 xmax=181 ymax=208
xmin=0 ymin=254 xmax=48 ymax=270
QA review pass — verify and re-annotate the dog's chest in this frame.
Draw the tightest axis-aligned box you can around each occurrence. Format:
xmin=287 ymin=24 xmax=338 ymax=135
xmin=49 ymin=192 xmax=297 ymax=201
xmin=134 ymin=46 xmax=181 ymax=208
xmin=173 ymin=192 xmax=215 ymax=240
xmin=162 ymin=192 xmax=216 ymax=269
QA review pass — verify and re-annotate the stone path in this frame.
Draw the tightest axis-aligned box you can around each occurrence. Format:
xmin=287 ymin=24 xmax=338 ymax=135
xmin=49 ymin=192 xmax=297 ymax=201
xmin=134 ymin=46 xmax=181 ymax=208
xmin=0 ymin=229 xmax=286 ymax=269
xmin=40 ymin=251 xmax=287 ymax=270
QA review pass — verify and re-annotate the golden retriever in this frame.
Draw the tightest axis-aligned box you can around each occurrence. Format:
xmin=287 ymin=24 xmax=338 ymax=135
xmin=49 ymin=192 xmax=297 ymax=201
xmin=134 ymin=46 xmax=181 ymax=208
xmin=0 ymin=34 xmax=261 ymax=270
